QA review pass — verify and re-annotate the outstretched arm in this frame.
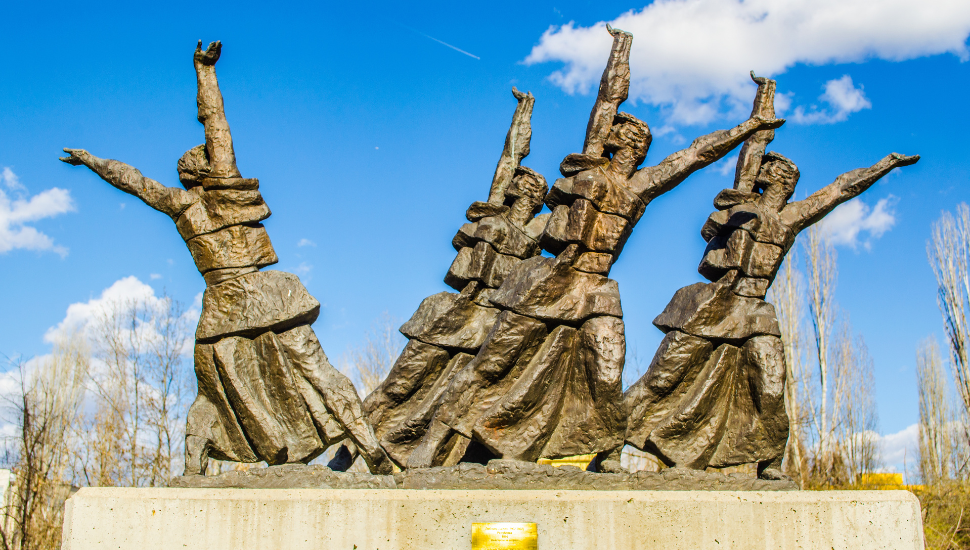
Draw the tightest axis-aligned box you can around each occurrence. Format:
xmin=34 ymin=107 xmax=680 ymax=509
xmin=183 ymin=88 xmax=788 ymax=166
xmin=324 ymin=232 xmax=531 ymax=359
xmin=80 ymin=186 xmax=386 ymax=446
xmin=782 ymin=153 xmax=920 ymax=234
xmin=194 ymin=41 xmax=241 ymax=179
xmin=60 ymin=149 xmax=196 ymax=219
xmin=630 ymin=114 xmax=785 ymax=201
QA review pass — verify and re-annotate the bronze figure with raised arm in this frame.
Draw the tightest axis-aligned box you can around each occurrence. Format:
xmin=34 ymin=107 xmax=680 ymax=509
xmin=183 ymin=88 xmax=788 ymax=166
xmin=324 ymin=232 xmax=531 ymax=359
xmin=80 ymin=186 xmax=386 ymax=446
xmin=350 ymin=87 xmax=551 ymax=469
xmin=624 ymin=72 xmax=919 ymax=479
xmin=405 ymin=27 xmax=784 ymax=470
xmin=61 ymin=41 xmax=393 ymax=476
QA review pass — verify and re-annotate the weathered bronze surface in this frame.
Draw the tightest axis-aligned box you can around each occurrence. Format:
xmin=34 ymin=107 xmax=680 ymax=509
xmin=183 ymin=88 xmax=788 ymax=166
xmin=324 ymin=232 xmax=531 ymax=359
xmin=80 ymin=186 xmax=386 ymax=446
xmin=623 ymin=72 xmax=919 ymax=479
xmin=471 ymin=523 xmax=537 ymax=550
xmin=361 ymin=87 xmax=550 ymax=468
xmin=61 ymin=42 xmax=392 ymax=476
xmin=399 ymin=26 xmax=784 ymax=471
xmin=62 ymin=35 xmax=918 ymax=483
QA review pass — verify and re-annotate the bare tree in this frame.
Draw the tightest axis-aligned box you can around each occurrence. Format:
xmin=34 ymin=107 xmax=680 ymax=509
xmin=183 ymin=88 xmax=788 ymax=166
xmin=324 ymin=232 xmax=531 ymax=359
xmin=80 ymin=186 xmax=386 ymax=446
xmin=769 ymin=251 xmax=810 ymax=486
xmin=833 ymin=327 xmax=880 ymax=483
xmin=929 ymin=203 xmax=970 ymax=429
xmin=804 ymin=225 xmax=839 ymax=477
xmin=796 ymin=227 xmax=884 ymax=487
xmin=1 ymin=333 xmax=88 ymax=550
xmin=918 ymin=337 xmax=956 ymax=483
xmin=74 ymin=294 xmax=191 ymax=487
xmin=341 ymin=312 xmax=405 ymax=396
xmin=140 ymin=297 xmax=190 ymax=483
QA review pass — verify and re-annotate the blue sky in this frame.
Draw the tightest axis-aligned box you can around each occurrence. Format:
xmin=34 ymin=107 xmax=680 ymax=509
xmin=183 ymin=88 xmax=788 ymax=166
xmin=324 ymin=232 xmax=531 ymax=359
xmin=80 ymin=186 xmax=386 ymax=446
xmin=2 ymin=0 xmax=969 ymax=471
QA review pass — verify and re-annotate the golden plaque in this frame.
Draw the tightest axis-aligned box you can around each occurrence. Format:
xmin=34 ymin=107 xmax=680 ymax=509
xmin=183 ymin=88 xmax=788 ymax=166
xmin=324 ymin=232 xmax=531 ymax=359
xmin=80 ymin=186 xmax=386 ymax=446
xmin=471 ymin=522 xmax=538 ymax=550
xmin=536 ymin=453 xmax=596 ymax=470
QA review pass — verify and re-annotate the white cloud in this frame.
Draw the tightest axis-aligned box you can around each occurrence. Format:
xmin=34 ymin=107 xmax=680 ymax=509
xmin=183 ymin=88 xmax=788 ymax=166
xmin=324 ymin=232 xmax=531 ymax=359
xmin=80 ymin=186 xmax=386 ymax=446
xmin=149 ymin=273 xmax=163 ymax=280
xmin=652 ymin=124 xmax=686 ymax=144
xmin=525 ymin=0 xmax=970 ymax=124
xmin=774 ymin=92 xmax=793 ymax=116
xmin=791 ymin=75 xmax=872 ymax=124
xmin=45 ymin=276 xmax=158 ymax=343
xmin=713 ymin=154 xmax=739 ymax=176
xmin=297 ymin=238 xmax=316 ymax=247
xmin=821 ymin=195 xmax=897 ymax=249
xmin=0 ymin=168 xmax=75 ymax=257
xmin=874 ymin=423 xmax=919 ymax=476
xmin=44 ymin=276 xmax=200 ymax=355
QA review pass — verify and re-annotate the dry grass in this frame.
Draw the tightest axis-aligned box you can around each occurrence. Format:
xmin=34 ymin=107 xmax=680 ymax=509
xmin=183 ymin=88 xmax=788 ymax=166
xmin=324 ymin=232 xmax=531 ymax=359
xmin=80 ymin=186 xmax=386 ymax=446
xmin=915 ymin=482 xmax=970 ymax=550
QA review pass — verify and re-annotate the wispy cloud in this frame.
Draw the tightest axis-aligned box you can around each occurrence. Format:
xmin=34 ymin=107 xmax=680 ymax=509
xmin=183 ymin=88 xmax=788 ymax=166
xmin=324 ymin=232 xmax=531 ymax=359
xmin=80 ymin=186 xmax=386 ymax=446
xmin=652 ymin=124 xmax=686 ymax=144
xmin=791 ymin=76 xmax=872 ymax=124
xmin=2 ymin=167 xmax=25 ymax=192
xmin=713 ymin=154 xmax=739 ymax=176
xmin=294 ymin=262 xmax=313 ymax=279
xmin=525 ymin=0 xmax=970 ymax=125
xmin=0 ymin=167 xmax=75 ymax=257
xmin=297 ymin=238 xmax=316 ymax=247
xmin=821 ymin=195 xmax=898 ymax=250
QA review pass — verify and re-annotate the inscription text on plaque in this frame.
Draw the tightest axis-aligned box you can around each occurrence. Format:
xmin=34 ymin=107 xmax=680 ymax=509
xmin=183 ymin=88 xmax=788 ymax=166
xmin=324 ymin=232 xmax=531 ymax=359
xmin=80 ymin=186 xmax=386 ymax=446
xmin=471 ymin=522 xmax=538 ymax=550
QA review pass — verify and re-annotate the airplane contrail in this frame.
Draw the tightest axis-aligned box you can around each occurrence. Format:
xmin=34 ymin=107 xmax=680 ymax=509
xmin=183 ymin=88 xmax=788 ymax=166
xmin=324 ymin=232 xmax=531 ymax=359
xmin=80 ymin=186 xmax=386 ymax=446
xmin=397 ymin=23 xmax=480 ymax=60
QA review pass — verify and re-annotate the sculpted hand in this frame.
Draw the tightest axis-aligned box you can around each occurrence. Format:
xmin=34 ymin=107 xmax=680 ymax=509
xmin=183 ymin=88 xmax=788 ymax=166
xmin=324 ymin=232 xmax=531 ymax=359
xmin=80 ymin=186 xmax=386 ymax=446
xmin=889 ymin=153 xmax=920 ymax=167
xmin=753 ymin=115 xmax=785 ymax=130
xmin=59 ymin=148 xmax=91 ymax=166
xmin=750 ymin=71 xmax=770 ymax=86
xmin=605 ymin=24 xmax=632 ymax=38
xmin=194 ymin=40 xmax=221 ymax=66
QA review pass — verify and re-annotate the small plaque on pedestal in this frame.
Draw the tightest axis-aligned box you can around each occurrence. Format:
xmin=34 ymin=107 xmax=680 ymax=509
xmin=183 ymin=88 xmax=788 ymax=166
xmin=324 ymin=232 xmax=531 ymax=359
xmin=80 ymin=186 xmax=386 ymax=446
xmin=471 ymin=522 xmax=537 ymax=550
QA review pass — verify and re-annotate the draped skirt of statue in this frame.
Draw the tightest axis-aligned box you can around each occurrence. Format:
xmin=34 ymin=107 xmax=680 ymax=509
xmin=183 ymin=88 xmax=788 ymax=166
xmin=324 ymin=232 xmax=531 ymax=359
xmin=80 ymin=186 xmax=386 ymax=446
xmin=405 ymin=251 xmax=629 ymax=468
xmin=184 ymin=270 xmax=383 ymax=469
xmin=624 ymin=275 xmax=790 ymax=469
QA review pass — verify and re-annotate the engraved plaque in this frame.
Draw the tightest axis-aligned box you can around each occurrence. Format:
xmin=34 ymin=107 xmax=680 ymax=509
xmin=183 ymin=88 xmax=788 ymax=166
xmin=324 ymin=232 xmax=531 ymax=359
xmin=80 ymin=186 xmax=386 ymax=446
xmin=471 ymin=522 xmax=537 ymax=550
xmin=536 ymin=453 xmax=596 ymax=470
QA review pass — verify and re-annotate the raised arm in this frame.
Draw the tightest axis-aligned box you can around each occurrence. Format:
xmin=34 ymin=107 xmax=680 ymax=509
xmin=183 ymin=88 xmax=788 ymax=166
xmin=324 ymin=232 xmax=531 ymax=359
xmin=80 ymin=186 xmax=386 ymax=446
xmin=733 ymin=72 xmax=776 ymax=193
xmin=194 ymin=41 xmax=241 ymax=179
xmin=582 ymin=26 xmax=633 ymax=158
xmin=630 ymin=114 xmax=784 ymax=201
xmin=487 ymin=87 xmax=535 ymax=205
xmin=781 ymin=153 xmax=920 ymax=234
xmin=60 ymin=148 xmax=196 ymax=219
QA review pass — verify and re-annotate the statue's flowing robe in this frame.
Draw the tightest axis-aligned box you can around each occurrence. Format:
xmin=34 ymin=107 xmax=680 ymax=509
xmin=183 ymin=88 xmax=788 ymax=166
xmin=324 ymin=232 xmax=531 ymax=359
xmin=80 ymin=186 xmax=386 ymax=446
xmin=180 ymin=177 xmax=379 ymax=465
xmin=624 ymin=195 xmax=793 ymax=468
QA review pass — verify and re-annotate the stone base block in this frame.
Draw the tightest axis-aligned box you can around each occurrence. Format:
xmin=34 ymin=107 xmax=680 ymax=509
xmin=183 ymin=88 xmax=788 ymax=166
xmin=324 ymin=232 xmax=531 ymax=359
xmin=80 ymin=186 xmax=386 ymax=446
xmin=62 ymin=488 xmax=923 ymax=550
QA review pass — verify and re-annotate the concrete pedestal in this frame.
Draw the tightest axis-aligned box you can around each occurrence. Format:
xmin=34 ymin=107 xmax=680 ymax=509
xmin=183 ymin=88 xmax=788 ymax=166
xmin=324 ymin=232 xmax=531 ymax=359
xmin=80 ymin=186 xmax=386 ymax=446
xmin=62 ymin=487 xmax=924 ymax=550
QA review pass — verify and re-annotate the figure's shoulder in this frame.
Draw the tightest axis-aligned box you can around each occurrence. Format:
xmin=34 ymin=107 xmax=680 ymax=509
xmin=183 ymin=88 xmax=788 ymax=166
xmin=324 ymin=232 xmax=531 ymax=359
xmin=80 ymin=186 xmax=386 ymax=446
xmin=626 ymin=164 xmax=670 ymax=198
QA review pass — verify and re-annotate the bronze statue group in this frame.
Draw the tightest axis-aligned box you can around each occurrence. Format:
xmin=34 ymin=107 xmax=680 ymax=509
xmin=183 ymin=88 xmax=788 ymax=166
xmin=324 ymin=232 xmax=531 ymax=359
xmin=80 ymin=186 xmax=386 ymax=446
xmin=61 ymin=29 xmax=919 ymax=481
